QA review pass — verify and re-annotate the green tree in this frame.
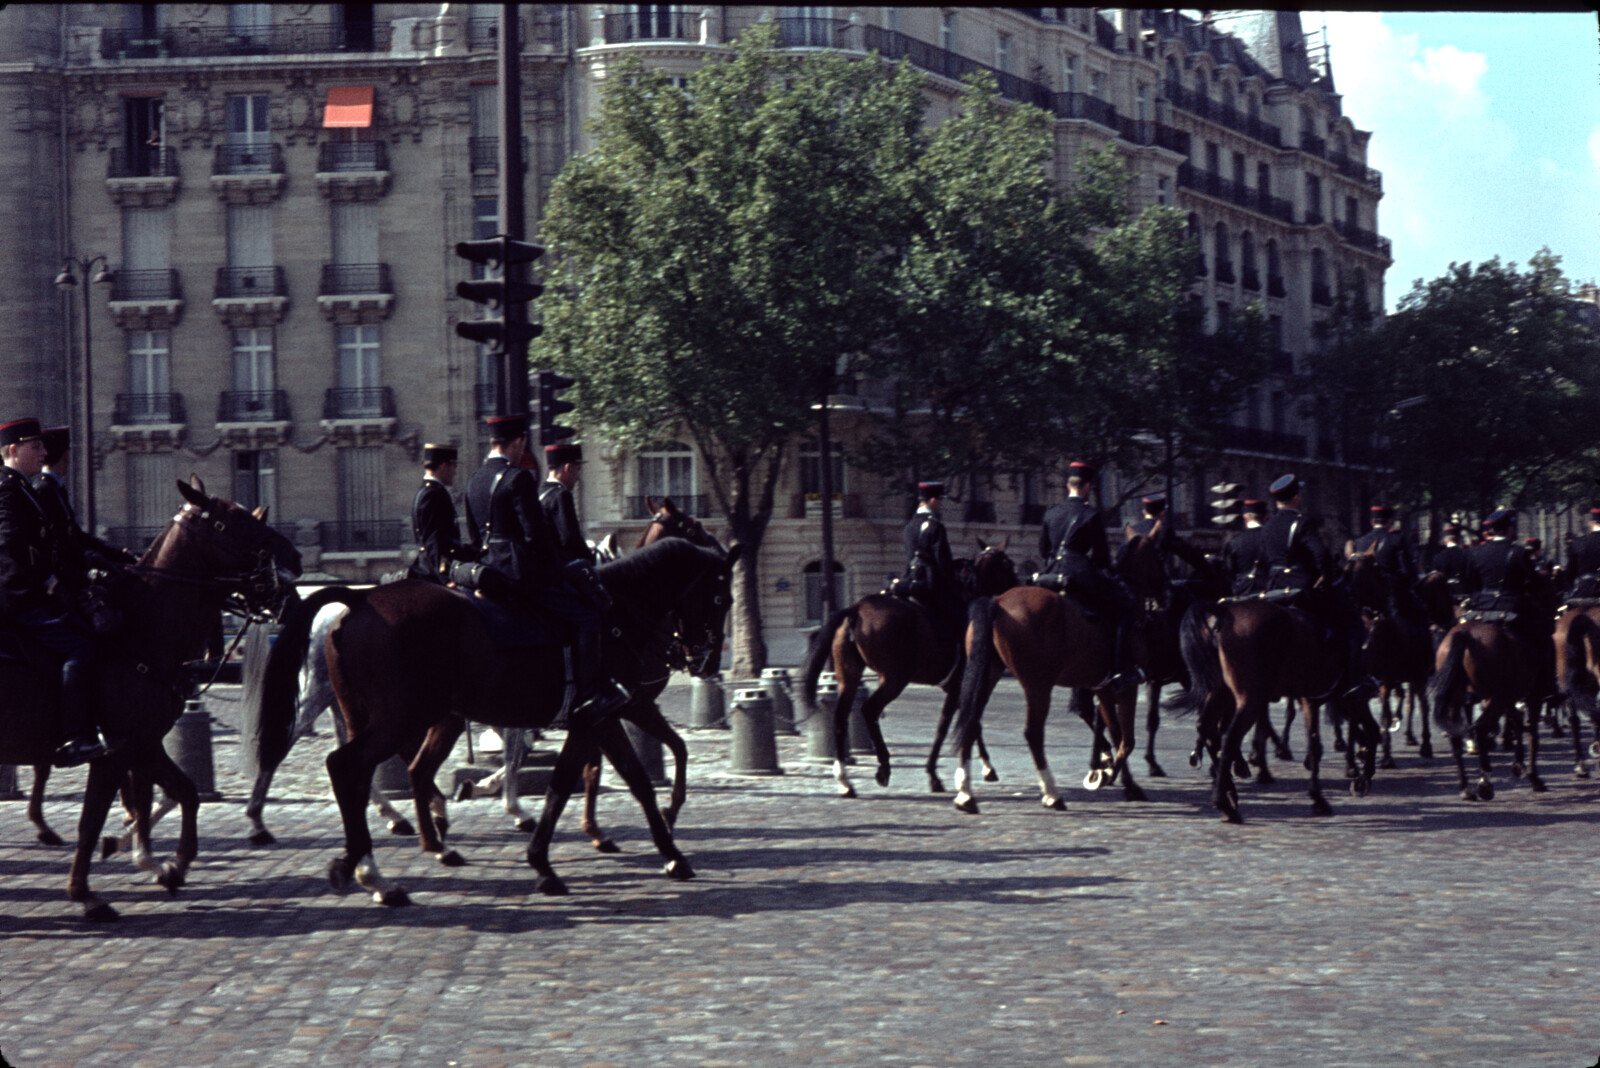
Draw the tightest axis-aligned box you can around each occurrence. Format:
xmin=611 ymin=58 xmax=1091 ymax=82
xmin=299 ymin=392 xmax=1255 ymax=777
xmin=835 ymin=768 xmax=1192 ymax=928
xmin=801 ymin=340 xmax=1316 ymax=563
xmin=535 ymin=29 xmax=925 ymax=674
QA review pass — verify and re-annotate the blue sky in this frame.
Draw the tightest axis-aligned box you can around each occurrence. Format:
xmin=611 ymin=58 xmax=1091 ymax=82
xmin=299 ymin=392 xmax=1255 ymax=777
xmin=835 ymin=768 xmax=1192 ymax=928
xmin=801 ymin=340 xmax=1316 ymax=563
xmin=1308 ymin=10 xmax=1600 ymax=310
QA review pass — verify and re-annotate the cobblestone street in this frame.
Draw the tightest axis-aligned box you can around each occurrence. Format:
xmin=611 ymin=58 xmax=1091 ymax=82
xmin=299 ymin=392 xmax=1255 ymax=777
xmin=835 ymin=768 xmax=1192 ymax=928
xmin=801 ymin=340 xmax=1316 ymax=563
xmin=2 ymin=677 xmax=1598 ymax=1067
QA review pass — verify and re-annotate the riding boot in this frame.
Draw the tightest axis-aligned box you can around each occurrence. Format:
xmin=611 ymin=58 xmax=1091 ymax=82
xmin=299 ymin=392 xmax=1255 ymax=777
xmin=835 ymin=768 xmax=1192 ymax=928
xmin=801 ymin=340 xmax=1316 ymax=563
xmin=53 ymin=661 xmax=107 ymax=768
xmin=569 ymin=628 xmax=631 ymax=731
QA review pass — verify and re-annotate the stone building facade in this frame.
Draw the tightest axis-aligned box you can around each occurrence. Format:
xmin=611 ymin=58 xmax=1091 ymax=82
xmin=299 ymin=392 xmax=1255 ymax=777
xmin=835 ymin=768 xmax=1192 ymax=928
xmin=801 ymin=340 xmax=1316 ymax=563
xmin=0 ymin=5 xmax=1389 ymax=661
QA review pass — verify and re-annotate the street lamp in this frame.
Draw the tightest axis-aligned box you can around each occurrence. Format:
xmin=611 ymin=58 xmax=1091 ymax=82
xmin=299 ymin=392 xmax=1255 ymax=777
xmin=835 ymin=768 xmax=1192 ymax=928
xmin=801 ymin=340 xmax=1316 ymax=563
xmin=54 ymin=255 xmax=115 ymax=533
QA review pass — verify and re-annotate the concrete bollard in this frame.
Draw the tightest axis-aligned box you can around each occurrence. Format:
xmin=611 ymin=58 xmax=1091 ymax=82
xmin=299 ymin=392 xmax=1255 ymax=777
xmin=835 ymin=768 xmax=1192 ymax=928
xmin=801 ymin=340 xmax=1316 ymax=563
xmin=729 ymin=687 xmax=782 ymax=776
xmin=760 ymin=667 xmax=798 ymax=735
xmin=623 ymin=719 xmax=668 ymax=787
xmin=0 ymin=764 xmax=19 ymax=801
xmin=689 ymin=673 xmax=727 ymax=729
xmin=165 ymin=699 xmax=222 ymax=802
xmin=807 ymin=674 xmax=841 ymax=764
xmin=375 ymin=754 xmax=413 ymax=799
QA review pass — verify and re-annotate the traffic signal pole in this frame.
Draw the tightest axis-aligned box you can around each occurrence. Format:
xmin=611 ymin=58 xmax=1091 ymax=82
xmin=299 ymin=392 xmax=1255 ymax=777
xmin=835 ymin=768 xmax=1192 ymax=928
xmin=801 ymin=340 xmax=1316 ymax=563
xmin=498 ymin=1 xmax=529 ymax=418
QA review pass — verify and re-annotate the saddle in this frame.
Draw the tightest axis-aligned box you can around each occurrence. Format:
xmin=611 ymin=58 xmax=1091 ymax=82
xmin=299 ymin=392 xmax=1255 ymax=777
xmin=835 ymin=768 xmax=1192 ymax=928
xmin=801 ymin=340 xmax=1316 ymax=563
xmin=1460 ymin=591 xmax=1518 ymax=625
xmin=460 ymin=589 xmax=565 ymax=651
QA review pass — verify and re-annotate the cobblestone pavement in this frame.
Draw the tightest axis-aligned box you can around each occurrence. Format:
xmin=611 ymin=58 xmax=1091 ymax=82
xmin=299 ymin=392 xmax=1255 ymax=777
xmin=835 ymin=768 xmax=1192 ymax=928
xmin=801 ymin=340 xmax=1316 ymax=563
xmin=2 ymin=676 xmax=1599 ymax=1068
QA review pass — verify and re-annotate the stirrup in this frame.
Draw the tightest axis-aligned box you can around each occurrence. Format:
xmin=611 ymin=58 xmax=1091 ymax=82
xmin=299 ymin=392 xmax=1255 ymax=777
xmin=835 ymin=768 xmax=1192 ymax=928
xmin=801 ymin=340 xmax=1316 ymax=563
xmin=1109 ymin=668 xmax=1145 ymax=694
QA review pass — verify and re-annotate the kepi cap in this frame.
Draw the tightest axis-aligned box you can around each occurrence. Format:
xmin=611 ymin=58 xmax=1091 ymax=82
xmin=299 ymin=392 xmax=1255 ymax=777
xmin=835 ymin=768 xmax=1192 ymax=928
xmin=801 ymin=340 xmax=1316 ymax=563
xmin=0 ymin=418 xmax=43 ymax=448
xmin=1068 ymin=461 xmax=1096 ymax=480
xmin=1241 ymin=499 xmax=1268 ymax=516
xmin=1268 ymin=474 xmax=1301 ymax=501
xmin=544 ymin=443 xmax=583 ymax=467
xmin=422 ymin=443 xmax=457 ymax=465
xmin=916 ymin=481 xmax=945 ymax=500
xmin=484 ymin=413 xmax=529 ymax=441
xmin=41 ymin=426 xmax=69 ymax=466
xmin=1141 ymin=493 xmax=1167 ymax=513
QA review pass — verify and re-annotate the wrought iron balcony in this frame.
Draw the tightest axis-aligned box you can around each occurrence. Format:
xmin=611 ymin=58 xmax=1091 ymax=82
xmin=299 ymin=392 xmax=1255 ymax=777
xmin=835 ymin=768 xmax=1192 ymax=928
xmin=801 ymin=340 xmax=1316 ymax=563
xmin=319 ymin=263 xmax=392 ymax=297
xmin=110 ymin=268 xmax=182 ymax=303
xmin=1303 ymin=209 xmax=1325 ymax=227
xmin=218 ymin=390 xmax=291 ymax=423
xmin=1116 ymin=118 xmax=1189 ymax=154
xmin=859 ymin=25 xmax=1055 ymax=110
xmin=1052 ymin=92 xmax=1118 ymax=130
xmin=323 ymin=387 xmax=396 ymax=420
xmin=1299 ymin=131 xmax=1327 ymax=157
xmin=1217 ymin=425 xmax=1306 ymax=458
xmin=604 ymin=10 xmax=694 ymax=43
xmin=102 ymin=22 xmax=391 ymax=61
xmin=214 ymin=266 xmax=287 ymax=300
xmin=108 ymin=146 xmax=179 ymax=179
xmin=1163 ymin=83 xmax=1281 ymax=147
xmin=213 ymin=142 xmax=284 ymax=177
xmin=776 ymin=17 xmax=845 ymax=49
xmin=113 ymin=392 xmax=186 ymax=426
xmin=1336 ymin=220 xmax=1389 ymax=256
xmin=317 ymin=520 xmax=406 ymax=553
xmin=627 ymin=495 xmax=710 ymax=520
xmin=318 ymin=141 xmax=388 ymax=173
xmin=1328 ymin=149 xmax=1383 ymax=192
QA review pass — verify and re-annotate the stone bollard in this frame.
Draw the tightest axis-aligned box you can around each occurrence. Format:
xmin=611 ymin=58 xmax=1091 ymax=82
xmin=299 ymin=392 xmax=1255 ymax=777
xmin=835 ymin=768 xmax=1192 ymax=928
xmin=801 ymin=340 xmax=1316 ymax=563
xmin=761 ymin=667 xmax=798 ymax=736
xmin=624 ymin=719 xmax=668 ymax=787
xmin=689 ymin=673 xmax=727 ymax=729
xmin=0 ymin=763 xmax=19 ymax=801
xmin=848 ymin=683 xmax=876 ymax=754
xmin=375 ymin=754 xmax=413 ymax=799
xmin=807 ymin=674 xmax=841 ymax=764
xmin=165 ymin=699 xmax=222 ymax=802
xmin=729 ymin=687 xmax=782 ymax=776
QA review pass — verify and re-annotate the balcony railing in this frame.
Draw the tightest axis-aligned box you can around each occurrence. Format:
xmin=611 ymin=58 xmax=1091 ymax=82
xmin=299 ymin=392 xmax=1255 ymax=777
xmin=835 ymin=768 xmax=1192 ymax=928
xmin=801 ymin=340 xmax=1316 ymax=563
xmin=1328 ymin=148 xmax=1382 ymax=191
xmin=604 ymin=10 xmax=694 ymax=43
xmin=860 ymin=25 xmax=1055 ymax=111
xmin=469 ymin=136 xmax=499 ymax=172
xmin=318 ymin=141 xmax=388 ymax=173
xmin=1217 ymin=425 xmax=1306 ymax=458
xmin=218 ymin=390 xmax=291 ymax=423
xmin=108 ymin=145 xmax=179 ymax=179
xmin=1115 ymin=117 xmax=1189 ymax=154
xmin=102 ymin=22 xmax=391 ymax=60
xmin=1267 ymin=274 xmax=1286 ymax=299
xmin=1163 ymin=83 xmax=1281 ymax=147
xmin=213 ymin=142 xmax=284 ymax=176
xmin=627 ymin=495 xmax=710 ymax=520
xmin=776 ymin=17 xmax=845 ymax=49
xmin=214 ymin=265 xmax=287 ymax=300
xmin=318 ymin=520 xmax=405 ymax=553
xmin=1303 ymin=208 xmax=1324 ymax=227
xmin=114 ymin=392 xmax=186 ymax=426
xmin=323 ymin=387 xmax=396 ymax=420
xmin=110 ymin=269 xmax=181 ymax=302
xmin=1336 ymin=220 xmax=1391 ymax=257
xmin=104 ymin=526 xmax=168 ymax=554
xmin=319 ymin=263 xmax=393 ymax=297
xmin=1051 ymin=92 xmax=1118 ymax=130
xmin=1176 ymin=164 xmax=1294 ymax=223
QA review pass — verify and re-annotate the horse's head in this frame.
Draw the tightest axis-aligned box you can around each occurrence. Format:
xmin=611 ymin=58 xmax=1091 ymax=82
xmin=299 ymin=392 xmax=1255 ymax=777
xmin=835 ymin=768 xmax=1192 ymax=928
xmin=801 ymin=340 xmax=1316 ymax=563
xmin=600 ymin=540 xmax=742 ymax=678
xmin=154 ymin=477 xmax=303 ymax=621
xmin=971 ymin=536 xmax=1018 ymax=596
xmin=673 ymin=542 xmax=742 ymax=677
xmin=1117 ymin=520 xmax=1168 ymax=600
xmin=638 ymin=496 xmax=724 ymax=553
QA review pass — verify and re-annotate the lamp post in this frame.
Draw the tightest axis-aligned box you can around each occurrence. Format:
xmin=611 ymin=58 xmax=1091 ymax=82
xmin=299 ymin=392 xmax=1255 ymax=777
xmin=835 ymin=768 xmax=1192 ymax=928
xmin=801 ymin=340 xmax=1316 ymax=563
xmin=54 ymin=255 xmax=115 ymax=534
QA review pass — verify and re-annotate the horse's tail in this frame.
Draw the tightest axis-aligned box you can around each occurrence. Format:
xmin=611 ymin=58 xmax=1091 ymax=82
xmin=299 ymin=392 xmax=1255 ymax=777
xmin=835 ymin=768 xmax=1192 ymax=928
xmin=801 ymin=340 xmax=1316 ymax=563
xmin=1560 ymin=612 xmax=1599 ymax=718
xmin=1428 ymin=629 xmax=1473 ymax=738
xmin=250 ymin=586 xmax=367 ymax=774
xmin=950 ymin=595 xmax=999 ymax=755
xmin=798 ymin=606 xmax=853 ymax=724
xmin=1165 ymin=601 xmax=1222 ymax=719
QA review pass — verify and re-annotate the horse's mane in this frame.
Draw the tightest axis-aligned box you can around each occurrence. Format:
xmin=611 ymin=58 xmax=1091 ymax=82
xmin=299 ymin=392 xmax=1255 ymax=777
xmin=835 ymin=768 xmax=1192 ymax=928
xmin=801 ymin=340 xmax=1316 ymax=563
xmin=597 ymin=538 xmax=722 ymax=608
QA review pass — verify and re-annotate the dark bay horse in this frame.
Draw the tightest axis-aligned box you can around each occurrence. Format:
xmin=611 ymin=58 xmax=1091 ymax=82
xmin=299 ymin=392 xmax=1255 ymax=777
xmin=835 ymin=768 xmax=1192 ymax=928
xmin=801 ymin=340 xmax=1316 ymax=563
xmin=0 ymin=477 xmax=301 ymax=919
xmin=1345 ymin=553 xmax=1435 ymax=766
xmin=946 ymin=528 xmax=1170 ymax=814
xmin=1554 ymin=603 xmax=1600 ymax=776
xmin=250 ymin=538 xmax=738 ymax=903
xmin=797 ymin=539 xmax=1019 ymax=798
xmin=1428 ymin=620 xmax=1540 ymax=799
xmin=1171 ymin=594 xmax=1380 ymax=822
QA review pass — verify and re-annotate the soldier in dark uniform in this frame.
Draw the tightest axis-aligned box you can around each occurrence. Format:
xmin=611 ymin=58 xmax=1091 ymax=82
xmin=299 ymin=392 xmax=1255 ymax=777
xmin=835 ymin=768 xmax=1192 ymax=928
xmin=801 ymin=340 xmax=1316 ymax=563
xmin=540 ymin=442 xmax=595 ymax=566
xmin=1350 ymin=504 xmax=1420 ymax=618
xmin=1038 ymin=461 xmax=1140 ymax=690
xmin=1221 ymin=499 xmax=1271 ymax=596
xmin=1524 ymin=537 xmax=1550 ymax=577
xmin=1464 ymin=508 xmax=1553 ymax=692
xmin=1129 ymin=493 xmax=1208 ymax=580
xmin=34 ymin=426 xmax=137 ymax=576
xmin=1427 ymin=523 xmax=1472 ymax=596
xmin=891 ymin=481 xmax=965 ymax=688
xmin=464 ymin=414 xmax=627 ymax=725
xmin=0 ymin=417 xmax=110 ymax=766
xmin=408 ymin=444 xmax=470 ymax=583
xmin=1565 ymin=508 xmax=1600 ymax=600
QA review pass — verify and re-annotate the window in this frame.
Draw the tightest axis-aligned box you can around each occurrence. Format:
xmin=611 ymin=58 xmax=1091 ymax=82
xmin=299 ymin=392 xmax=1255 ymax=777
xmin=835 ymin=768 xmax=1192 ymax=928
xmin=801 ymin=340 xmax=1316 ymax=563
xmin=126 ymin=330 xmax=171 ymax=421
xmin=626 ymin=5 xmax=686 ymax=41
xmin=228 ymin=4 xmax=272 ymax=47
xmin=225 ymin=94 xmax=272 ymax=172
xmin=1257 ymin=161 xmax=1271 ymax=197
xmin=1089 ymin=70 xmax=1106 ymax=100
xmin=802 ymin=560 xmax=845 ymax=624
xmin=226 ymin=204 xmax=273 ymax=274
xmin=1063 ymin=53 xmax=1078 ymax=94
xmin=1136 ymin=84 xmax=1151 ymax=122
xmin=232 ymin=327 xmax=275 ymax=393
xmin=337 ymin=324 xmax=382 ymax=394
xmin=939 ymin=12 xmax=956 ymax=53
xmin=331 ymin=201 xmax=378 ymax=265
xmin=1232 ymin=150 xmax=1245 ymax=187
xmin=1270 ymin=391 xmax=1287 ymax=435
xmin=1156 ymin=175 xmax=1171 ymax=206
xmin=1305 ymin=173 xmax=1322 ymax=221
xmin=1213 ymin=221 xmax=1232 ymax=276
xmin=637 ymin=441 xmax=696 ymax=513
xmin=121 ymin=96 xmax=165 ymax=176
xmin=1345 ymin=195 xmax=1359 ymax=228
xmin=126 ymin=453 xmax=175 ymax=539
xmin=1215 ymin=300 xmax=1231 ymax=334
xmin=232 ymin=450 xmax=277 ymax=515
xmin=995 ymin=32 xmax=1012 ymax=75
xmin=337 ymin=446 xmax=385 ymax=527
xmin=799 ymin=440 xmax=845 ymax=498
xmin=122 ymin=206 xmax=171 ymax=273
xmin=1205 ymin=141 xmax=1219 ymax=174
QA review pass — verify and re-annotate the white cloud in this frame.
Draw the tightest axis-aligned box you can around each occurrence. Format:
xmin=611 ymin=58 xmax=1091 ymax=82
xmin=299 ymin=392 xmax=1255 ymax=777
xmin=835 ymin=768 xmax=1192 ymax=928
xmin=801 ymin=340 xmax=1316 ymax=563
xmin=1409 ymin=45 xmax=1489 ymax=119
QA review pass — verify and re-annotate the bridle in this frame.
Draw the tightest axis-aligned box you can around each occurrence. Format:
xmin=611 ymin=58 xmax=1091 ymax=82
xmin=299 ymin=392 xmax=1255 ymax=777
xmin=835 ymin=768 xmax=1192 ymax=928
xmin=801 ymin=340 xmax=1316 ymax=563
xmin=130 ymin=501 xmax=300 ymax=624
xmin=648 ymin=508 xmax=724 ymax=552
xmin=610 ymin=551 xmax=733 ymax=679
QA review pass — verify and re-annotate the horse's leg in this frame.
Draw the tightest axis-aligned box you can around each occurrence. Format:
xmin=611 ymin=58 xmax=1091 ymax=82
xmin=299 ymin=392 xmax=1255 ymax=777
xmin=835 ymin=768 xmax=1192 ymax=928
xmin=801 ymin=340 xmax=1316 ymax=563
xmin=1471 ymin=713 xmax=1497 ymax=800
xmin=118 ymin=769 xmax=157 ymax=873
xmin=409 ymin=721 xmax=467 ymax=866
xmin=925 ymin=686 xmax=962 ymax=793
xmin=1568 ymin=695 xmax=1590 ymax=778
xmin=974 ymin=724 xmax=999 ymax=782
xmin=594 ymin=715 xmax=689 ymax=878
xmin=1212 ymin=698 xmax=1256 ymax=823
xmin=861 ymin=676 xmax=903 ymax=789
xmin=627 ymin=702 xmax=688 ymax=829
xmin=579 ymin=757 xmax=616 ymax=852
xmin=326 ymin=731 xmax=409 ymax=906
xmin=1019 ymin=678 xmax=1064 ymax=811
xmin=1522 ymin=698 xmax=1547 ymax=793
xmin=1274 ymin=699 xmax=1295 ymax=762
xmin=499 ymin=727 xmax=542 ymax=834
xmin=27 ymin=764 xmax=63 ymax=846
xmin=138 ymin=748 xmax=199 ymax=895
xmin=1377 ymin=686 xmax=1397 ymax=769
xmin=1143 ymin=681 xmax=1167 ymax=777
xmin=1104 ymin=688 xmax=1147 ymax=802
xmin=1075 ymin=687 xmax=1110 ymax=789
xmin=1303 ymin=698 xmax=1332 ymax=817
xmin=1249 ymin=719 xmax=1275 ymax=786
xmin=832 ymin=665 xmax=863 ymax=798
xmin=66 ymin=756 xmax=130 ymax=921
xmin=953 ymin=669 xmax=1002 ymax=815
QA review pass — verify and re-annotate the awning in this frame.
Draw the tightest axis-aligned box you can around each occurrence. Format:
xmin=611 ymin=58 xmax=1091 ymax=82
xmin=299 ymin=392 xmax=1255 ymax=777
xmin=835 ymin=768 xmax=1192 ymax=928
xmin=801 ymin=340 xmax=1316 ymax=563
xmin=323 ymin=86 xmax=374 ymax=129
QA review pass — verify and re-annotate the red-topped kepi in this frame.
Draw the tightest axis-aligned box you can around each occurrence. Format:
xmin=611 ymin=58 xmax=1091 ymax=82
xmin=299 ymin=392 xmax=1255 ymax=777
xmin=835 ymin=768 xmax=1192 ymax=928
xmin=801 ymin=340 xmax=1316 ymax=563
xmin=1068 ymin=460 xmax=1096 ymax=480
xmin=545 ymin=443 xmax=583 ymax=468
xmin=0 ymin=417 xmax=43 ymax=448
xmin=916 ymin=480 xmax=945 ymax=500
xmin=484 ymin=413 xmax=529 ymax=441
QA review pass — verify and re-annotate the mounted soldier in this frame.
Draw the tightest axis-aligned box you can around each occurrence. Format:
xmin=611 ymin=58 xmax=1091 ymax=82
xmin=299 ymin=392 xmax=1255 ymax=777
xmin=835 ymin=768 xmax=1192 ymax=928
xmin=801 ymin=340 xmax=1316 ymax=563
xmin=1036 ymin=461 xmax=1140 ymax=690
xmin=1564 ymin=507 xmax=1600 ymax=601
xmin=0 ymin=417 xmax=113 ymax=766
xmin=1427 ymin=522 xmax=1472 ymax=596
xmin=539 ymin=442 xmax=595 ymax=566
xmin=1350 ymin=504 xmax=1421 ymax=620
xmin=890 ymin=481 xmax=965 ymax=655
xmin=464 ymin=414 xmax=628 ymax=726
xmin=1129 ymin=493 xmax=1208 ymax=583
xmin=1221 ymin=498 xmax=1271 ymax=597
xmin=1462 ymin=508 xmax=1554 ymax=692
xmin=408 ymin=444 xmax=472 ymax=584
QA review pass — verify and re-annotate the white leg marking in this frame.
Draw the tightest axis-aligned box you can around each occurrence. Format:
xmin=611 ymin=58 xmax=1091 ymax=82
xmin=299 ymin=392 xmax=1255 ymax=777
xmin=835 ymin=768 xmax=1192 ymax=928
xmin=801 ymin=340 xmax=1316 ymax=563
xmin=355 ymin=853 xmax=396 ymax=904
xmin=833 ymin=758 xmax=854 ymax=797
xmin=1039 ymin=767 xmax=1059 ymax=809
xmin=954 ymin=762 xmax=973 ymax=807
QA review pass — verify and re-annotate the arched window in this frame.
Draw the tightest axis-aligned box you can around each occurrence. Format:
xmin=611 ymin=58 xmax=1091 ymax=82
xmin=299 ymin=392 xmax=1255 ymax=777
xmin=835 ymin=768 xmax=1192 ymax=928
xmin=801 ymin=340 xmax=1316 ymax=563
xmin=1213 ymin=220 xmax=1233 ymax=282
xmin=1266 ymin=239 xmax=1283 ymax=296
xmin=1164 ymin=55 xmax=1180 ymax=91
xmin=1311 ymin=248 xmax=1331 ymax=306
xmin=1240 ymin=231 xmax=1258 ymax=289
xmin=1187 ymin=213 xmax=1205 ymax=275
xmin=802 ymin=560 xmax=845 ymax=624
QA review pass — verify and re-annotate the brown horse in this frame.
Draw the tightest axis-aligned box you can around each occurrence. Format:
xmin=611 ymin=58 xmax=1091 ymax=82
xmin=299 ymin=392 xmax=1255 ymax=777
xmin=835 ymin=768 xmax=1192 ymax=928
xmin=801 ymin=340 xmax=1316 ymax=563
xmin=946 ymin=526 xmax=1171 ymax=814
xmin=1552 ymin=603 xmax=1600 ymax=777
xmin=797 ymin=539 xmax=1019 ymax=799
xmin=1428 ymin=619 xmax=1541 ymax=800
xmin=1170 ymin=592 xmax=1380 ymax=822
xmin=251 ymin=538 xmax=738 ymax=903
xmin=0 ymin=477 xmax=301 ymax=919
xmin=1345 ymin=553 xmax=1435 ymax=765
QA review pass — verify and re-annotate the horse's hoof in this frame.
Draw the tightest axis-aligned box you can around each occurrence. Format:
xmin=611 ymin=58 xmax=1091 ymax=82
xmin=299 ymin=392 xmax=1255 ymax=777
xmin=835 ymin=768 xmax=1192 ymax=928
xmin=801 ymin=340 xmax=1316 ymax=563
xmin=158 ymin=863 xmax=185 ymax=896
xmin=928 ymin=774 xmax=947 ymax=794
xmin=83 ymin=900 xmax=119 ymax=923
xmin=1333 ymin=738 xmax=1346 ymax=752
xmin=327 ymin=858 xmax=353 ymax=893
xmin=1146 ymin=760 xmax=1167 ymax=778
xmin=664 ymin=858 xmax=695 ymax=881
xmin=1216 ymin=800 xmax=1242 ymax=824
xmin=516 ymin=818 xmax=539 ymax=834
xmin=454 ymin=781 xmax=475 ymax=802
xmin=1530 ymin=775 xmax=1548 ymax=794
xmin=594 ymin=839 xmax=621 ymax=854
xmin=535 ymin=874 xmax=569 ymax=896
xmin=1044 ymin=796 xmax=1067 ymax=811
xmin=389 ymin=819 xmax=415 ymax=838
xmin=953 ymin=796 xmax=979 ymax=815
xmin=1419 ymin=742 xmax=1434 ymax=760
xmin=1344 ymin=764 xmax=1358 ymax=780
xmin=378 ymin=887 xmax=411 ymax=907
xmin=1404 ymin=732 xmax=1418 ymax=747
xmin=1350 ymin=777 xmax=1370 ymax=798
xmin=1590 ymin=740 xmax=1600 ymax=758
xmin=1083 ymin=769 xmax=1103 ymax=791
xmin=1378 ymin=756 xmax=1396 ymax=771
xmin=1124 ymin=783 xmax=1149 ymax=802
xmin=837 ymin=783 xmax=857 ymax=799
xmin=982 ymin=768 xmax=999 ymax=783
xmin=1311 ymin=797 xmax=1334 ymax=817
xmin=439 ymin=849 xmax=468 ymax=867
xmin=1512 ymin=761 xmax=1526 ymax=780
xmin=875 ymin=765 xmax=891 ymax=788
xmin=1476 ymin=780 xmax=1495 ymax=802
xmin=100 ymin=835 xmax=119 ymax=860
xmin=36 ymin=828 xmax=64 ymax=847
xmin=248 ymin=829 xmax=276 ymax=847
xmin=1255 ymin=767 xmax=1275 ymax=787
xmin=1576 ymin=763 xmax=1591 ymax=779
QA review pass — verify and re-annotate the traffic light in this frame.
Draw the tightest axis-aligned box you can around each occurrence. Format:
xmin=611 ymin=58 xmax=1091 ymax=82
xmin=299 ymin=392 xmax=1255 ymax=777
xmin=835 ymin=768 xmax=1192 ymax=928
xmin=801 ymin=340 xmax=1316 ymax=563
xmin=1210 ymin=481 xmax=1242 ymax=528
xmin=536 ymin=370 xmax=576 ymax=447
xmin=453 ymin=235 xmax=545 ymax=354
